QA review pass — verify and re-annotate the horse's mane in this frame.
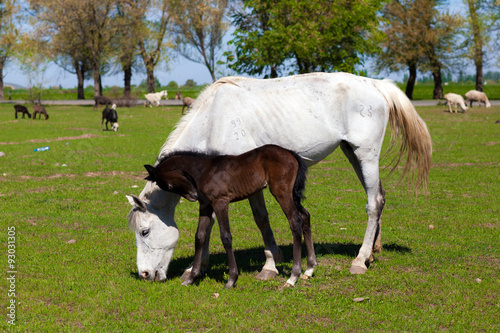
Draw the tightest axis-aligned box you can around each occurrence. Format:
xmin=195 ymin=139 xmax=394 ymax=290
xmin=158 ymin=77 xmax=244 ymax=159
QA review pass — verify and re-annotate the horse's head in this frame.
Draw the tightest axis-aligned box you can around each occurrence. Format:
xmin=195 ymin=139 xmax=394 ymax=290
xmin=126 ymin=186 xmax=180 ymax=282
xmin=112 ymin=122 xmax=119 ymax=132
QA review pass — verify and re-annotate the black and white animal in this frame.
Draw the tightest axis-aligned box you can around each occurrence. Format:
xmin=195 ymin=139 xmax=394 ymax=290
xmin=94 ymin=95 xmax=112 ymax=111
xmin=101 ymin=103 xmax=119 ymax=131
xmin=33 ymin=105 xmax=49 ymax=120
xmin=14 ymin=105 xmax=31 ymax=119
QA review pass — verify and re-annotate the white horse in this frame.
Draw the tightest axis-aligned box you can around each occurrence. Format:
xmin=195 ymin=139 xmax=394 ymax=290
xmin=144 ymin=90 xmax=168 ymax=107
xmin=465 ymin=90 xmax=491 ymax=108
xmin=127 ymin=72 xmax=432 ymax=283
xmin=444 ymin=93 xmax=468 ymax=113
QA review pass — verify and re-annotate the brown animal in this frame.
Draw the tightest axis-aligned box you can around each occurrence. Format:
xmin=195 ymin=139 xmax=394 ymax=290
xmin=175 ymin=91 xmax=196 ymax=114
xmin=33 ymin=105 xmax=49 ymax=120
xmin=94 ymin=95 xmax=112 ymax=110
xmin=14 ymin=105 xmax=31 ymax=119
xmin=143 ymin=144 xmax=316 ymax=288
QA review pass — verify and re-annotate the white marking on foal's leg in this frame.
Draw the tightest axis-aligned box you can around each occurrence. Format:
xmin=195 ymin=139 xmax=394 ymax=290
xmin=302 ymin=267 xmax=315 ymax=279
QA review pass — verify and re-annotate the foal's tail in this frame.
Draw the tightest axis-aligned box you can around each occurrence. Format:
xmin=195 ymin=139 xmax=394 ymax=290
xmin=373 ymin=79 xmax=432 ymax=189
xmin=290 ymin=151 xmax=308 ymax=209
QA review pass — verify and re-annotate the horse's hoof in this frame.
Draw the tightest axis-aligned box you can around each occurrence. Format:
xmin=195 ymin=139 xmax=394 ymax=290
xmin=256 ymin=269 xmax=278 ymax=281
xmin=349 ymin=265 xmax=367 ymax=275
xmin=300 ymin=274 xmax=310 ymax=280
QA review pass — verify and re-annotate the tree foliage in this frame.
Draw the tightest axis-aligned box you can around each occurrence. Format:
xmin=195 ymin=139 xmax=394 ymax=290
xmin=0 ymin=0 xmax=20 ymax=100
xmin=168 ymin=0 xmax=229 ymax=82
xmin=227 ymin=0 xmax=383 ymax=78
xmin=377 ymin=0 xmax=461 ymax=99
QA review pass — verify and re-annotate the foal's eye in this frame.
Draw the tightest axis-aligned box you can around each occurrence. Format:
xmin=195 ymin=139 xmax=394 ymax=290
xmin=140 ymin=229 xmax=150 ymax=237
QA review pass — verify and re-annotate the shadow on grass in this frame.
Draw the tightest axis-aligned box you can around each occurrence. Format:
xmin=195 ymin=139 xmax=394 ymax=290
xmin=129 ymin=241 xmax=412 ymax=283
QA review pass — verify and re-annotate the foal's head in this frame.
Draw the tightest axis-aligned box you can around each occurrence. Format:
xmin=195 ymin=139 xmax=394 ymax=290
xmin=144 ymin=163 xmax=198 ymax=202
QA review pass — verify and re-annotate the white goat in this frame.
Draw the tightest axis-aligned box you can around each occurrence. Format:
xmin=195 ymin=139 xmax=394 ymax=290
xmin=444 ymin=93 xmax=468 ymax=113
xmin=144 ymin=90 xmax=168 ymax=107
xmin=465 ymin=90 xmax=491 ymax=108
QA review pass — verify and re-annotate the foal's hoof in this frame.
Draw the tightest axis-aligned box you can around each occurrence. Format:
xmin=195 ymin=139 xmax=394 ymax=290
xmin=256 ymin=269 xmax=278 ymax=281
xmin=180 ymin=269 xmax=191 ymax=282
xmin=349 ymin=265 xmax=367 ymax=275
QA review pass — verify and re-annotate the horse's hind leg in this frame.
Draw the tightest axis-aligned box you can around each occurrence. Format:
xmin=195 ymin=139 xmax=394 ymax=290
xmin=340 ymin=142 xmax=385 ymax=274
xmin=248 ymin=191 xmax=283 ymax=280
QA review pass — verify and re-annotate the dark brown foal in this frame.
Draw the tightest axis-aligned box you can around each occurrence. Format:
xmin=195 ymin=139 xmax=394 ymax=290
xmin=144 ymin=144 xmax=317 ymax=288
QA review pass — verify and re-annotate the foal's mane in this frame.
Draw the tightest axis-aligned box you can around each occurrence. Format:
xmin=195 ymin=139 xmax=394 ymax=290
xmin=156 ymin=149 xmax=222 ymax=165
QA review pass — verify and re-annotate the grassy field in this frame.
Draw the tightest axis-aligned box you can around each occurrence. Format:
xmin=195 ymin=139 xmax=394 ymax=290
xmin=4 ymin=80 xmax=500 ymax=101
xmin=1 ymin=102 xmax=499 ymax=331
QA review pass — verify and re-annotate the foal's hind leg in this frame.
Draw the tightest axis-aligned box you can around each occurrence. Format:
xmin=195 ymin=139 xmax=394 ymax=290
xmin=248 ymin=191 xmax=283 ymax=280
xmin=298 ymin=206 xmax=317 ymax=279
xmin=340 ymin=142 xmax=385 ymax=274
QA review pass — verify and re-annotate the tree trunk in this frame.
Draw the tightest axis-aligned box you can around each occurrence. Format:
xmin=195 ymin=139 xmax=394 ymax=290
xmin=93 ymin=65 xmax=101 ymax=97
xmin=431 ymin=68 xmax=443 ymax=99
xmin=123 ymin=65 xmax=132 ymax=99
xmin=0 ymin=59 xmax=5 ymax=100
xmin=405 ymin=62 xmax=417 ymax=100
xmin=146 ymin=67 xmax=155 ymax=93
xmin=76 ymin=64 xmax=85 ymax=100
xmin=467 ymin=0 xmax=484 ymax=92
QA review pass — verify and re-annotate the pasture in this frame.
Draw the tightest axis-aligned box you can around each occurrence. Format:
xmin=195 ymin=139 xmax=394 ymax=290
xmin=0 ymin=102 xmax=499 ymax=331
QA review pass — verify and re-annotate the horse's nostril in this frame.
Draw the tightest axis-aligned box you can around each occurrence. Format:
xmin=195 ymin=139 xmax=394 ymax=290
xmin=140 ymin=271 xmax=150 ymax=279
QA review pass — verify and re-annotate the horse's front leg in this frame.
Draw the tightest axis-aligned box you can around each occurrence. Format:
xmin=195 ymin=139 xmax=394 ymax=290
xmin=248 ymin=191 xmax=283 ymax=280
xmin=181 ymin=202 xmax=214 ymax=286
xmin=213 ymin=201 xmax=238 ymax=289
xmin=180 ymin=211 xmax=215 ymax=281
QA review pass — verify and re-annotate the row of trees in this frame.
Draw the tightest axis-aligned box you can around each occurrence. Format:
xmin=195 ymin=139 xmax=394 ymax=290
xmin=0 ymin=0 xmax=499 ymax=100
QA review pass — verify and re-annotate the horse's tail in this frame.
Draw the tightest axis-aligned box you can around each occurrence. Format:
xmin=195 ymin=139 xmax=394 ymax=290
xmin=290 ymin=150 xmax=308 ymax=209
xmin=373 ymin=79 xmax=432 ymax=189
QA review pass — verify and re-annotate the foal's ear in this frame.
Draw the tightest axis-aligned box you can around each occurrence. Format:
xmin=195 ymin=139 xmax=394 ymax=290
xmin=144 ymin=164 xmax=157 ymax=182
xmin=126 ymin=194 xmax=147 ymax=212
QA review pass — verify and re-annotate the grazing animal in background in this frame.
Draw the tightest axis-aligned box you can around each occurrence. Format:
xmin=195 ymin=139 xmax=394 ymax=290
xmin=144 ymin=90 xmax=168 ymax=107
xmin=126 ymin=73 xmax=432 ymax=284
xmin=140 ymin=144 xmax=316 ymax=288
xmin=94 ymin=95 xmax=112 ymax=111
xmin=101 ymin=103 xmax=119 ymax=131
xmin=33 ymin=105 xmax=49 ymax=120
xmin=444 ymin=93 xmax=468 ymax=113
xmin=175 ymin=91 xmax=195 ymax=114
xmin=465 ymin=90 xmax=491 ymax=108
xmin=181 ymin=97 xmax=195 ymax=115
xmin=14 ymin=105 xmax=31 ymax=119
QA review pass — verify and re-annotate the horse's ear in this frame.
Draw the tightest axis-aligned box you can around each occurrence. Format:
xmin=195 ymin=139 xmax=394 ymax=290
xmin=144 ymin=164 xmax=156 ymax=182
xmin=126 ymin=194 xmax=147 ymax=212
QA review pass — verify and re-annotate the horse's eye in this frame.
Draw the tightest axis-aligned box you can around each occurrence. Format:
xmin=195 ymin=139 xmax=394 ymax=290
xmin=141 ymin=229 xmax=150 ymax=237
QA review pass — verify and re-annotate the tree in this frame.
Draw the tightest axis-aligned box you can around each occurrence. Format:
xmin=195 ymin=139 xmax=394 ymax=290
xmin=30 ymin=0 xmax=125 ymax=98
xmin=464 ymin=0 xmax=499 ymax=91
xmin=228 ymin=0 xmax=383 ymax=78
xmin=377 ymin=0 xmax=460 ymax=99
xmin=0 ymin=0 xmax=19 ymax=100
xmin=115 ymin=1 xmax=145 ymax=99
xmin=137 ymin=0 xmax=172 ymax=93
xmin=169 ymin=0 xmax=230 ymax=82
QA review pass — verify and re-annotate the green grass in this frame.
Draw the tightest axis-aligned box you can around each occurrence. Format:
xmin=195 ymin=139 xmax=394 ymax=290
xmin=398 ymin=82 xmax=500 ymax=100
xmin=0 ymin=103 xmax=499 ymax=331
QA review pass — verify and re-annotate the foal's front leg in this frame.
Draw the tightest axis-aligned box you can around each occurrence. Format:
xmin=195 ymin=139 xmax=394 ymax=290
xmin=213 ymin=201 xmax=239 ymax=289
xmin=181 ymin=202 xmax=214 ymax=286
